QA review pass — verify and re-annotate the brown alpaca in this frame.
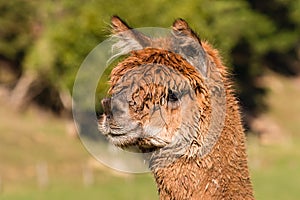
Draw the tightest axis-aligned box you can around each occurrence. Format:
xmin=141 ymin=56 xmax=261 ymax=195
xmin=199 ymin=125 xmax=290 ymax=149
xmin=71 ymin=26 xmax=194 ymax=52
xmin=98 ymin=16 xmax=254 ymax=200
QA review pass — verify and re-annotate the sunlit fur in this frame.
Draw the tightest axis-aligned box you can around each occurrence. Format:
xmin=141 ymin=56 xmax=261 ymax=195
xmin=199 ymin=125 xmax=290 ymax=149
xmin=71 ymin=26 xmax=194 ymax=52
xmin=98 ymin=16 xmax=254 ymax=199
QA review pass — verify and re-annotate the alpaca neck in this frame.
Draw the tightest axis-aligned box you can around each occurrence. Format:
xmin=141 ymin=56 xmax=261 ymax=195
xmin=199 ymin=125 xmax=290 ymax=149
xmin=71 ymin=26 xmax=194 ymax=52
xmin=150 ymin=117 xmax=254 ymax=199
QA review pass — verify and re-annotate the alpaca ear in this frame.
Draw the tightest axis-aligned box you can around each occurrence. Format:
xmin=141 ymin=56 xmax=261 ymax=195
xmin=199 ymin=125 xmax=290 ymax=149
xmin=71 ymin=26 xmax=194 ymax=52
xmin=171 ymin=19 xmax=208 ymax=77
xmin=111 ymin=15 xmax=131 ymax=33
xmin=111 ymin=16 xmax=151 ymax=51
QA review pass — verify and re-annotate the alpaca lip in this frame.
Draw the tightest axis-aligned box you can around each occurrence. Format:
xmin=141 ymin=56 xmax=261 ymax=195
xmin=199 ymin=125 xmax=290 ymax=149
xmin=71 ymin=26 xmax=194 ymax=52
xmin=100 ymin=125 xmax=127 ymax=137
xmin=108 ymin=130 xmax=127 ymax=137
xmin=98 ymin=113 xmax=123 ymax=134
xmin=101 ymin=123 xmax=127 ymax=137
xmin=106 ymin=122 xmax=128 ymax=137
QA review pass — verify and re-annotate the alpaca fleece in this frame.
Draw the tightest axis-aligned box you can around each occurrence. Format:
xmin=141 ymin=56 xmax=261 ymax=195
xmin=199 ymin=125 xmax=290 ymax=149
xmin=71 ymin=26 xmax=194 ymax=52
xmin=98 ymin=16 xmax=254 ymax=200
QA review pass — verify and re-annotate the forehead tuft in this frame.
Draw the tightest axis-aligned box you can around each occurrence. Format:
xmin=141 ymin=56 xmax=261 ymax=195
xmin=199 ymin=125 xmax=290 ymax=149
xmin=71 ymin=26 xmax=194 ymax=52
xmin=109 ymin=48 xmax=206 ymax=95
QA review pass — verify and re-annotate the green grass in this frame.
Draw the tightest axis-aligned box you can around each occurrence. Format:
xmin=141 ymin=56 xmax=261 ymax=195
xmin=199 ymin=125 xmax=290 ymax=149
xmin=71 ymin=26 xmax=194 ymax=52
xmin=248 ymin=74 xmax=300 ymax=200
xmin=1 ymin=174 xmax=157 ymax=200
xmin=0 ymin=103 xmax=157 ymax=200
xmin=1 ymin=74 xmax=300 ymax=199
xmin=248 ymin=136 xmax=300 ymax=200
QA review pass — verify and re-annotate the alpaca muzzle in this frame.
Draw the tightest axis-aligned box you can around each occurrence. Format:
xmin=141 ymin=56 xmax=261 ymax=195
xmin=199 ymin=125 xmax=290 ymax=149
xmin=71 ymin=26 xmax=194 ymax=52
xmin=101 ymin=97 xmax=112 ymax=118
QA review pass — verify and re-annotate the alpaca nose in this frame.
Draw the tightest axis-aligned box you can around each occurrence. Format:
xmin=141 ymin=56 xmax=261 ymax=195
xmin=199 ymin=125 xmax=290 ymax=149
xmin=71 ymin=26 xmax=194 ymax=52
xmin=101 ymin=98 xmax=112 ymax=118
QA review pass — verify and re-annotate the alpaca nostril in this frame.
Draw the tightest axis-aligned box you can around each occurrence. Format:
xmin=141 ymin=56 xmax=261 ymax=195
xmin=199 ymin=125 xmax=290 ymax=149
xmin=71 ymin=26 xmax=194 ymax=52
xmin=101 ymin=98 xmax=112 ymax=117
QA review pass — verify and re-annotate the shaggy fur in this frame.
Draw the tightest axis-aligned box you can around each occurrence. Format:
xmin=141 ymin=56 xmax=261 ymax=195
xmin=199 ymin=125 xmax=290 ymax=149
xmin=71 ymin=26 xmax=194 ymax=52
xmin=98 ymin=16 xmax=254 ymax=199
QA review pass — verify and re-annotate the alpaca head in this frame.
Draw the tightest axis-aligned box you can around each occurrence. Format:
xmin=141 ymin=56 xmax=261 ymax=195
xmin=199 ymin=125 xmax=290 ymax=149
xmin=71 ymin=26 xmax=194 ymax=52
xmin=98 ymin=16 xmax=225 ymax=159
xmin=97 ymin=17 xmax=254 ymax=199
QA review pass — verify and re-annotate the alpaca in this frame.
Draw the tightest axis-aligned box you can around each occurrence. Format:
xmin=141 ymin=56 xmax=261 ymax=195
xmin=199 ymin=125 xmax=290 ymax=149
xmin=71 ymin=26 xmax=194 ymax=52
xmin=98 ymin=16 xmax=254 ymax=200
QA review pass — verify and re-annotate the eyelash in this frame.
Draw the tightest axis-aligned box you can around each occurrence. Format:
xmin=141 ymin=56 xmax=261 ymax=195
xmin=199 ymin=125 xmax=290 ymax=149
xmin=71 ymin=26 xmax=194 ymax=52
xmin=167 ymin=89 xmax=179 ymax=102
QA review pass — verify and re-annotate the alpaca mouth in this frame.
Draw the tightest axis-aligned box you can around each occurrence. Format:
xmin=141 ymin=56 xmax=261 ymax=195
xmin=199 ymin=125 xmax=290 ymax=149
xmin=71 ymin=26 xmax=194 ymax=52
xmin=98 ymin=114 xmax=171 ymax=151
xmin=98 ymin=114 xmax=142 ymax=146
xmin=98 ymin=115 xmax=127 ymax=136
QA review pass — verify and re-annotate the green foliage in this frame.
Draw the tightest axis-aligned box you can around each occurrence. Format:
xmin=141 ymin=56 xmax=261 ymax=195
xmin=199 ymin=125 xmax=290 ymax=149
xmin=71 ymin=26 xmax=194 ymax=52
xmin=23 ymin=1 xmax=107 ymax=90
xmin=0 ymin=1 xmax=35 ymax=60
xmin=1 ymin=0 xmax=300 ymax=116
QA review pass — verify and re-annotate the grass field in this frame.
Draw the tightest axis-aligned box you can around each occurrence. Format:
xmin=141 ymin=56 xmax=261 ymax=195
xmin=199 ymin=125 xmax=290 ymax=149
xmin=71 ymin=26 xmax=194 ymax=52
xmin=248 ymin=74 xmax=300 ymax=200
xmin=0 ymin=74 xmax=300 ymax=200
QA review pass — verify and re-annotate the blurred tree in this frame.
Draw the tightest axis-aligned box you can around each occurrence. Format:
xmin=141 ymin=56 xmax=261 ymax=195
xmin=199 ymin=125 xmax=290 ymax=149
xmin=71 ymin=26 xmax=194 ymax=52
xmin=1 ymin=0 xmax=299 ymax=129
xmin=248 ymin=0 xmax=300 ymax=76
xmin=0 ymin=1 xmax=36 ymax=82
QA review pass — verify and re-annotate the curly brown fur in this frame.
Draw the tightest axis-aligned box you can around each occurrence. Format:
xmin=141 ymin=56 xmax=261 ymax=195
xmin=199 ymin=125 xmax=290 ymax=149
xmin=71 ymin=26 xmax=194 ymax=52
xmin=98 ymin=16 xmax=254 ymax=200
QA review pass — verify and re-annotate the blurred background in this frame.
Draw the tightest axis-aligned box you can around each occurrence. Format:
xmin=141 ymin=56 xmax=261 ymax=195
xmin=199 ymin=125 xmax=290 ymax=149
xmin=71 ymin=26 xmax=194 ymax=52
xmin=0 ymin=0 xmax=300 ymax=199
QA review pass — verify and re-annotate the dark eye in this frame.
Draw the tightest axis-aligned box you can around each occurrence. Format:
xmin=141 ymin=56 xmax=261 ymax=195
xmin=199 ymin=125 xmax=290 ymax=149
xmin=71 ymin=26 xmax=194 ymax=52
xmin=167 ymin=89 xmax=179 ymax=102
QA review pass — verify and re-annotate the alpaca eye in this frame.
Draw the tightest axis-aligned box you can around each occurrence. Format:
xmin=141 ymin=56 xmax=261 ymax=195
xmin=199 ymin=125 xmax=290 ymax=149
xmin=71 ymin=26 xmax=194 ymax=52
xmin=167 ymin=89 xmax=179 ymax=102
